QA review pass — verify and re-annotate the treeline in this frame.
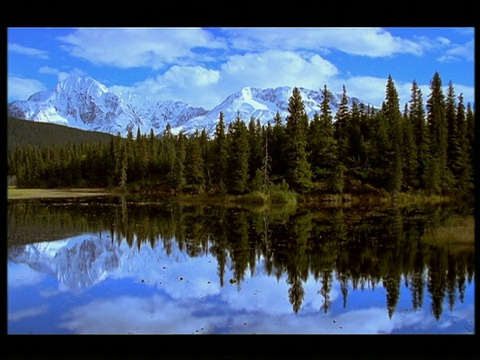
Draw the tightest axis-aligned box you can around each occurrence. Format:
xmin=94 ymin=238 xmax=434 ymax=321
xmin=8 ymin=72 xmax=475 ymax=197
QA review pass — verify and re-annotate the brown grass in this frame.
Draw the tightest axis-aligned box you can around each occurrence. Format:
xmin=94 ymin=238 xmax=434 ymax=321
xmin=7 ymin=186 xmax=114 ymax=200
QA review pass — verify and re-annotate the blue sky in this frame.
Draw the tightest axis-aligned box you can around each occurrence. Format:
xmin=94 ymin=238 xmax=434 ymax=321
xmin=7 ymin=27 xmax=475 ymax=110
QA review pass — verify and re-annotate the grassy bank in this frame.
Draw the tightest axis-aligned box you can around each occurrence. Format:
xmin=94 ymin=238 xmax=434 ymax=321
xmin=7 ymin=186 xmax=114 ymax=200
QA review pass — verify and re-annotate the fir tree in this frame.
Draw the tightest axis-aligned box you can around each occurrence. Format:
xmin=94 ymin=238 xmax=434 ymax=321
xmin=211 ymin=112 xmax=228 ymax=191
xmin=285 ymin=87 xmax=313 ymax=193
xmin=226 ymin=114 xmax=250 ymax=194
xmin=402 ymin=103 xmax=418 ymax=189
xmin=270 ymin=111 xmax=287 ymax=180
xmin=383 ymin=75 xmax=403 ymax=194
xmin=426 ymin=72 xmax=450 ymax=193
xmin=408 ymin=80 xmax=429 ymax=189
xmin=334 ymin=85 xmax=350 ymax=164
xmin=308 ymin=85 xmax=338 ymax=183
xmin=184 ymin=131 xmax=205 ymax=193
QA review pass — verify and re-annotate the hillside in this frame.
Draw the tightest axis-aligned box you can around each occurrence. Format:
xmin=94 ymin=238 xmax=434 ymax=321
xmin=7 ymin=116 xmax=114 ymax=152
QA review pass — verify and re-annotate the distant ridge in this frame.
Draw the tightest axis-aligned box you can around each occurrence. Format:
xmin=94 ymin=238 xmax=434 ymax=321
xmin=7 ymin=116 xmax=114 ymax=152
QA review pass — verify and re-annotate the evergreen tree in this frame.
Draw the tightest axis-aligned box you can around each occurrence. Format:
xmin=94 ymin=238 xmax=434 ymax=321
xmin=426 ymin=72 xmax=450 ymax=193
xmin=211 ymin=112 xmax=228 ymax=192
xmin=408 ymin=80 xmax=429 ymax=189
xmin=445 ymin=81 xmax=461 ymax=179
xmin=455 ymin=94 xmax=473 ymax=191
xmin=465 ymin=102 xmax=475 ymax=171
xmin=270 ymin=111 xmax=287 ymax=180
xmin=199 ymin=128 xmax=211 ymax=191
xmin=285 ymin=87 xmax=313 ymax=193
xmin=226 ymin=114 xmax=250 ymax=194
xmin=168 ymin=132 xmax=186 ymax=193
xmin=184 ymin=131 xmax=205 ymax=193
xmin=383 ymin=75 xmax=403 ymax=194
xmin=402 ymin=103 xmax=418 ymax=189
xmin=334 ymin=85 xmax=350 ymax=164
xmin=247 ymin=117 xmax=263 ymax=183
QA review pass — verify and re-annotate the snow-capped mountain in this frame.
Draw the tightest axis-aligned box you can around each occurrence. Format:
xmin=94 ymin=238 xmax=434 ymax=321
xmin=8 ymin=75 xmax=364 ymax=137
xmin=8 ymin=75 xmax=208 ymax=136
xmin=8 ymin=232 xmax=192 ymax=290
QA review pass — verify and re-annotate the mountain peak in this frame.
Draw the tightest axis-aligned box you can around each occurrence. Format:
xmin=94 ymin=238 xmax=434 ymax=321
xmin=56 ymin=75 xmax=108 ymax=97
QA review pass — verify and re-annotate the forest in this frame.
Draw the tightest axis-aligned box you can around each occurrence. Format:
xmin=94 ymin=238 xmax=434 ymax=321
xmin=7 ymin=72 xmax=475 ymax=200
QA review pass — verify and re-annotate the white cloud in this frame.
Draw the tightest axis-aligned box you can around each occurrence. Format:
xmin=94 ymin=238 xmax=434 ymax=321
xmin=7 ymin=76 xmax=46 ymax=102
xmin=218 ymin=50 xmax=338 ymax=98
xmin=162 ymin=65 xmax=220 ymax=87
xmin=57 ymin=28 xmax=226 ymax=69
xmin=438 ymin=40 xmax=474 ymax=62
xmin=38 ymin=66 xmax=71 ymax=82
xmin=8 ymin=43 xmax=49 ymax=59
xmin=8 ymin=305 xmax=49 ymax=322
xmin=222 ymin=27 xmax=424 ymax=57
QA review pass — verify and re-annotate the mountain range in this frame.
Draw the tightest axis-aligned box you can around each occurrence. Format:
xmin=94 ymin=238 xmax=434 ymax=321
xmin=8 ymin=75 xmax=364 ymax=137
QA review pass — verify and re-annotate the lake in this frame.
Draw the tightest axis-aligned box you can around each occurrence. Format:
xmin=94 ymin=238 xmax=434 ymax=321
xmin=7 ymin=196 xmax=475 ymax=334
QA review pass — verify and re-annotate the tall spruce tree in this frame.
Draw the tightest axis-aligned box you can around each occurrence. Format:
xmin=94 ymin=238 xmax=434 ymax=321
xmin=285 ymin=87 xmax=313 ymax=193
xmin=334 ymin=85 xmax=350 ymax=164
xmin=184 ymin=131 xmax=205 ymax=193
xmin=426 ymin=72 xmax=449 ymax=193
xmin=445 ymin=81 xmax=461 ymax=178
xmin=408 ymin=80 xmax=429 ymax=189
xmin=270 ymin=111 xmax=287 ymax=180
xmin=211 ymin=112 xmax=228 ymax=192
xmin=402 ymin=103 xmax=418 ymax=189
xmin=308 ymin=85 xmax=338 ymax=183
xmin=455 ymin=94 xmax=473 ymax=191
xmin=383 ymin=75 xmax=403 ymax=194
xmin=226 ymin=114 xmax=250 ymax=194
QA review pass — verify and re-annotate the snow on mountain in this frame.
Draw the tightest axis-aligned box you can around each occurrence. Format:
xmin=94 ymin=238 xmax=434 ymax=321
xmin=8 ymin=75 xmax=364 ymax=138
xmin=8 ymin=75 xmax=208 ymax=136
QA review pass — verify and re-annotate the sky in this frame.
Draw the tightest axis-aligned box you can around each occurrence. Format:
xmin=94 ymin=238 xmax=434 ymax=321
xmin=7 ymin=27 xmax=475 ymax=110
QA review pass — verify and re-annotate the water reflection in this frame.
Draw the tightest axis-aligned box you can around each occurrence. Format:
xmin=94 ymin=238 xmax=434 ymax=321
xmin=7 ymin=198 xmax=475 ymax=334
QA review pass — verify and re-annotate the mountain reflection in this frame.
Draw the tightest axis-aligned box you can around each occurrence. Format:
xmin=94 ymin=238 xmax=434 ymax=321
xmin=8 ymin=198 xmax=475 ymax=321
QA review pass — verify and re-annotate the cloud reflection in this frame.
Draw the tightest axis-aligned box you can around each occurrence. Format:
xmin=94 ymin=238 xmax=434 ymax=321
xmin=9 ymin=305 xmax=49 ymax=322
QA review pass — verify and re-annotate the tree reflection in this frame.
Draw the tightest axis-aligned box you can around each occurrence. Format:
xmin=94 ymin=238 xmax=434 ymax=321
xmin=8 ymin=198 xmax=475 ymax=320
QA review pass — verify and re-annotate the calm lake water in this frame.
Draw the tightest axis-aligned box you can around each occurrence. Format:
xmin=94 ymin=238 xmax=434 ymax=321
xmin=7 ymin=196 xmax=475 ymax=334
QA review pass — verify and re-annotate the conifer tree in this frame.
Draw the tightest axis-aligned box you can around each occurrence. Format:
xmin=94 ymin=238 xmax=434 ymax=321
xmin=211 ymin=112 xmax=228 ymax=191
xmin=184 ymin=131 xmax=205 ymax=193
xmin=402 ymin=103 xmax=418 ymax=189
xmin=270 ymin=111 xmax=287 ymax=180
xmin=226 ymin=114 xmax=250 ymax=194
xmin=426 ymin=72 xmax=449 ymax=193
xmin=445 ymin=81 xmax=461 ymax=179
xmin=465 ymin=102 xmax=475 ymax=170
xmin=308 ymin=85 xmax=338 ymax=183
xmin=383 ymin=75 xmax=403 ymax=194
xmin=408 ymin=80 xmax=429 ymax=189
xmin=455 ymin=94 xmax=473 ymax=191
xmin=247 ymin=116 xmax=263 ymax=183
xmin=334 ymin=85 xmax=350 ymax=164
xmin=285 ymin=87 xmax=313 ymax=193
xmin=168 ymin=131 xmax=186 ymax=193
